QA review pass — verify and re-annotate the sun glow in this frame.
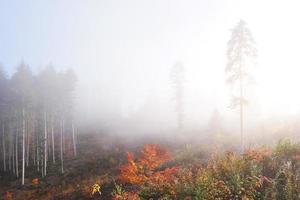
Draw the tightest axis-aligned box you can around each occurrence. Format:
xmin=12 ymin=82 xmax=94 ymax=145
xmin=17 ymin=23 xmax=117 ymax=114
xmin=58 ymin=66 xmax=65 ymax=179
xmin=257 ymin=65 xmax=300 ymax=116
xmin=226 ymin=0 xmax=300 ymax=116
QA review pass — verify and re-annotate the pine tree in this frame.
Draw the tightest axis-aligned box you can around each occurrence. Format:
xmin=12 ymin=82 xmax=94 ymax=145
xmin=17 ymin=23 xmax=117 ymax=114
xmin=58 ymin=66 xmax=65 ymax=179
xmin=226 ymin=20 xmax=257 ymax=150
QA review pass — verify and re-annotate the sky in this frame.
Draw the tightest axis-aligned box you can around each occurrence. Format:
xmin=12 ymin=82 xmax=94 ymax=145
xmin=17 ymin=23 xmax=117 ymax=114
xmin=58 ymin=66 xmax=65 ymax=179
xmin=1 ymin=0 xmax=300 ymax=131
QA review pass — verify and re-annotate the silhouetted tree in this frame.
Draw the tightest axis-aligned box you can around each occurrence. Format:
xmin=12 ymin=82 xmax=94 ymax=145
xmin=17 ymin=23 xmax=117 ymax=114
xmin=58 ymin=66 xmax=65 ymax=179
xmin=170 ymin=61 xmax=185 ymax=131
xmin=226 ymin=20 xmax=257 ymax=150
xmin=37 ymin=65 xmax=59 ymax=176
xmin=0 ymin=65 xmax=8 ymax=172
xmin=0 ymin=62 xmax=77 ymax=184
xmin=11 ymin=62 xmax=34 ymax=185
xmin=57 ymin=69 xmax=77 ymax=173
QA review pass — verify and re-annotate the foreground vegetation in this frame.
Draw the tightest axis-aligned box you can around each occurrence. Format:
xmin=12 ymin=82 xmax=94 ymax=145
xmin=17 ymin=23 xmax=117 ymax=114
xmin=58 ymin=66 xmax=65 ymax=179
xmin=113 ymin=140 xmax=300 ymax=200
xmin=1 ymin=134 xmax=300 ymax=200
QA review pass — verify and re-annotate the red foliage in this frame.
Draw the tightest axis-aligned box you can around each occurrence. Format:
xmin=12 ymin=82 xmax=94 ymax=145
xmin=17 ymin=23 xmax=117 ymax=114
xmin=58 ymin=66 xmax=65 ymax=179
xmin=31 ymin=178 xmax=39 ymax=185
xmin=119 ymin=152 xmax=146 ymax=184
xmin=149 ymin=166 xmax=180 ymax=185
xmin=244 ymin=147 xmax=272 ymax=161
xmin=139 ymin=144 xmax=170 ymax=170
xmin=255 ymin=175 xmax=272 ymax=188
xmin=3 ymin=191 xmax=13 ymax=200
xmin=118 ymin=144 xmax=179 ymax=185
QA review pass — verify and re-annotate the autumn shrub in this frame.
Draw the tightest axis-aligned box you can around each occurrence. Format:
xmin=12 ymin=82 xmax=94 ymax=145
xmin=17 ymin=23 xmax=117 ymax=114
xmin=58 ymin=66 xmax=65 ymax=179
xmin=3 ymin=191 xmax=13 ymax=200
xmin=272 ymin=140 xmax=300 ymax=200
xmin=171 ymin=145 xmax=208 ymax=167
xmin=139 ymin=166 xmax=181 ymax=199
xmin=194 ymin=175 xmax=231 ymax=200
xmin=111 ymin=181 xmax=141 ymax=200
xmin=116 ymin=140 xmax=300 ymax=200
xmin=173 ymin=167 xmax=198 ymax=199
xmin=207 ymin=151 xmax=273 ymax=199
xmin=141 ymin=148 xmax=273 ymax=199
xmin=118 ymin=144 xmax=177 ymax=184
xmin=117 ymin=144 xmax=180 ymax=199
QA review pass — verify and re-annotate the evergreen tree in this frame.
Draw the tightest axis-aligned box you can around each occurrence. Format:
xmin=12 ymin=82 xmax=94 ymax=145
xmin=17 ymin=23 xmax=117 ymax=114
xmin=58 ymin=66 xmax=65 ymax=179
xmin=226 ymin=20 xmax=257 ymax=150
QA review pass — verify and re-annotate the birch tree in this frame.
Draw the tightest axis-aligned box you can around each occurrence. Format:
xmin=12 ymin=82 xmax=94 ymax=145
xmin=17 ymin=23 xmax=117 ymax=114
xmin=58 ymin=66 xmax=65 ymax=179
xmin=59 ymin=69 xmax=77 ymax=172
xmin=0 ymin=63 xmax=77 ymax=183
xmin=11 ymin=62 xmax=34 ymax=185
xmin=0 ymin=65 xmax=7 ymax=172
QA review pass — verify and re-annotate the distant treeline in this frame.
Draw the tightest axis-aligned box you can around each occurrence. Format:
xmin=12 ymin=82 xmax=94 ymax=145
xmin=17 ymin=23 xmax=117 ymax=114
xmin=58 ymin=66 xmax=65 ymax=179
xmin=0 ymin=62 xmax=77 ymax=185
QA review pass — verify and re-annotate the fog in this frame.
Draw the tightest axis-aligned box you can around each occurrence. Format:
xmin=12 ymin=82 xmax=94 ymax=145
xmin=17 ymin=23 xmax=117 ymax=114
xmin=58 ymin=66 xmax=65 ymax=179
xmin=2 ymin=0 xmax=300 ymax=145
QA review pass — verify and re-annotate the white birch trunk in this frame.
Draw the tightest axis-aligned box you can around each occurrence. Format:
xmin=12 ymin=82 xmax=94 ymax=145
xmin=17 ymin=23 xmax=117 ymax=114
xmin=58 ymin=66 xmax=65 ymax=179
xmin=33 ymin=121 xmax=36 ymax=166
xmin=8 ymin=135 xmax=11 ymax=171
xmin=33 ymin=137 xmax=35 ymax=166
xmin=41 ymin=151 xmax=44 ymax=177
xmin=26 ymin=119 xmax=29 ymax=167
xmin=44 ymin=111 xmax=47 ymax=176
xmin=12 ymin=140 xmax=15 ymax=174
xmin=36 ymin=135 xmax=39 ymax=172
xmin=2 ymin=123 xmax=6 ymax=171
xmin=16 ymin=125 xmax=19 ymax=178
xmin=60 ymin=119 xmax=64 ymax=174
xmin=72 ymin=121 xmax=77 ymax=157
xmin=22 ymin=108 xmax=25 ymax=185
xmin=51 ymin=122 xmax=55 ymax=163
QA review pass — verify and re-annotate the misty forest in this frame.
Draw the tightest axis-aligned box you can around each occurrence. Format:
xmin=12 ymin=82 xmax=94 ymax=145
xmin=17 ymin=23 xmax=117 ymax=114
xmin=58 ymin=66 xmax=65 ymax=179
xmin=2 ymin=1 xmax=300 ymax=200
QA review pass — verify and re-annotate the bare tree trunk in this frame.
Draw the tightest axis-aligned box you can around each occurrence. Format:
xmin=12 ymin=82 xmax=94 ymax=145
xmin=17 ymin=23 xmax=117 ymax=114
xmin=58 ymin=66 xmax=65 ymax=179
xmin=44 ymin=111 xmax=47 ymax=176
xmin=76 ymin=127 xmax=78 ymax=149
xmin=51 ymin=121 xmax=55 ymax=163
xmin=62 ymin=121 xmax=65 ymax=154
xmin=26 ymin=119 xmax=29 ymax=167
xmin=12 ymin=140 xmax=15 ymax=174
xmin=33 ymin=140 xmax=35 ymax=166
xmin=60 ymin=119 xmax=64 ymax=174
xmin=36 ymin=135 xmax=39 ymax=172
xmin=239 ymin=63 xmax=244 ymax=151
xmin=177 ymin=101 xmax=184 ymax=131
xmin=41 ymin=151 xmax=44 ymax=177
xmin=22 ymin=108 xmax=25 ymax=185
xmin=2 ymin=123 xmax=6 ymax=171
xmin=33 ymin=121 xmax=36 ymax=166
xmin=16 ymin=125 xmax=19 ymax=178
xmin=8 ymin=134 xmax=12 ymax=172
xmin=171 ymin=62 xmax=185 ymax=131
xmin=9 ymin=149 xmax=11 ymax=172
xmin=72 ymin=121 xmax=77 ymax=157
xmin=177 ymin=82 xmax=184 ymax=131
xmin=46 ymin=125 xmax=51 ymax=163
xmin=47 ymin=126 xmax=50 ymax=162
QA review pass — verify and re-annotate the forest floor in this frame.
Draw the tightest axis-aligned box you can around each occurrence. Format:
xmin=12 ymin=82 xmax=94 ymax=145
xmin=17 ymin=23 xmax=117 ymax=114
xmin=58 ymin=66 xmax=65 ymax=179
xmin=0 ymin=133 xmax=129 ymax=200
xmin=0 ymin=132 xmax=194 ymax=200
xmin=2 ymin=132 xmax=295 ymax=200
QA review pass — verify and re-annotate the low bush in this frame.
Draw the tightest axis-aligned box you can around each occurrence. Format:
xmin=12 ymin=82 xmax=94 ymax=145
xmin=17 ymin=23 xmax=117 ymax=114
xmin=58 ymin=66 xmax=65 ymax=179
xmin=116 ymin=140 xmax=300 ymax=200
